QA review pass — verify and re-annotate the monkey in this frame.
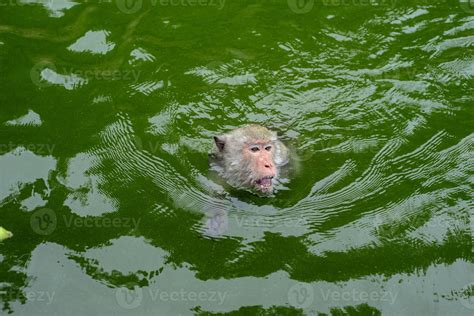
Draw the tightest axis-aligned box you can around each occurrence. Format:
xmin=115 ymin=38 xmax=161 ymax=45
xmin=211 ymin=124 xmax=289 ymax=195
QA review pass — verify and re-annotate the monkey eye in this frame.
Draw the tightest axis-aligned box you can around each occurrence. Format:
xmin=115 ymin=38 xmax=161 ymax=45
xmin=249 ymin=146 xmax=260 ymax=152
xmin=265 ymin=145 xmax=272 ymax=151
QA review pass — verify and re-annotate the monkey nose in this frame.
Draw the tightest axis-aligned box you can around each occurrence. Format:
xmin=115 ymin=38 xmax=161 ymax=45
xmin=263 ymin=160 xmax=274 ymax=170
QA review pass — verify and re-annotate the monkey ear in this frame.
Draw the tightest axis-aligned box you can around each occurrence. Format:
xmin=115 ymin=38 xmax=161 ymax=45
xmin=214 ymin=136 xmax=226 ymax=151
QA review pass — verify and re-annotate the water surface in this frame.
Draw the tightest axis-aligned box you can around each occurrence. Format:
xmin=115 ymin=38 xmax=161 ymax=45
xmin=0 ymin=0 xmax=473 ymax=315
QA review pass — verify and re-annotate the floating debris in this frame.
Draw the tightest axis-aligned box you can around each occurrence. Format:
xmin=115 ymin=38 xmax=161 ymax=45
xmin=0 ymin=227 xmax=13 ymax=241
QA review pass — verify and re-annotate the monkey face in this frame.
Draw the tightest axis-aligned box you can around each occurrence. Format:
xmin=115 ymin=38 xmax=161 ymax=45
xmin=244 ymin=142 xmax=277 ymax=193
xmin=212 ymin=125 xmax=289 ymax=196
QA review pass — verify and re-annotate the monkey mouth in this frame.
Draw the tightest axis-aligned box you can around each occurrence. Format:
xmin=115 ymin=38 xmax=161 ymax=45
xmin=254 ymin=176 xmax=274 ymax=191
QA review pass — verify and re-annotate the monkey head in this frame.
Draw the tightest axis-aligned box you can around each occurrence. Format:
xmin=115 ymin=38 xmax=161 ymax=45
xmin=212 ymin=125 xmax=289 ymax=195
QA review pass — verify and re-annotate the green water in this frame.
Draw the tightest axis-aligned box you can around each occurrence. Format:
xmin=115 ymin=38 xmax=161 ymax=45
xmin=0 ymin=0 xmax=473 ymax=315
